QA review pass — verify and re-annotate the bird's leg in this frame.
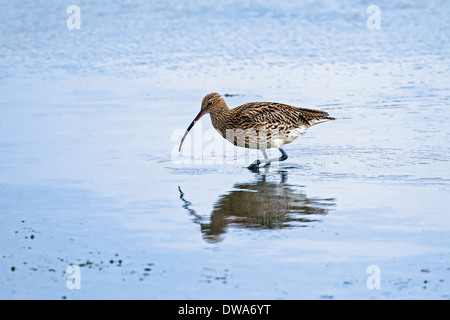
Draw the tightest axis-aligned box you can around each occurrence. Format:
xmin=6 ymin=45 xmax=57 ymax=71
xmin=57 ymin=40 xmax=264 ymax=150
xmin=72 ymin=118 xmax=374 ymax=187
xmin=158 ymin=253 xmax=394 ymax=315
xmin=261 ymin=149 xmax=271 ymax=167
xmin=247 ymin=148 xmax=288 ymax=170
xmin=247 ymin=150 xmax=267 ymax=170
xmin=247 ymin=158 xmax=262 ymax=170
xmin=264 ymin=148 xmax=288 ymax=164
xmin=278 ymin=148 xmax=288 ymax=162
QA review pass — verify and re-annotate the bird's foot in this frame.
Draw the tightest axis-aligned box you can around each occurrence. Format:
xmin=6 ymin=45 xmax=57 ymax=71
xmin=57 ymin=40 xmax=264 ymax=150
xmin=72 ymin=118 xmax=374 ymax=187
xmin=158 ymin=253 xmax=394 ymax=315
xmin=247 ymin=160 xmax=261 ymax=171
xmin=247 ymin=160 xmax=271 ymax=171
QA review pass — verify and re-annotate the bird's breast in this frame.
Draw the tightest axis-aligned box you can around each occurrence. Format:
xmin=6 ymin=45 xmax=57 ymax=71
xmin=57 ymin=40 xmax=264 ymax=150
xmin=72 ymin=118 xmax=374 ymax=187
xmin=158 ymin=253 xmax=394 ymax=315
xmin=216 ymin=125 xmax=308 ymax=149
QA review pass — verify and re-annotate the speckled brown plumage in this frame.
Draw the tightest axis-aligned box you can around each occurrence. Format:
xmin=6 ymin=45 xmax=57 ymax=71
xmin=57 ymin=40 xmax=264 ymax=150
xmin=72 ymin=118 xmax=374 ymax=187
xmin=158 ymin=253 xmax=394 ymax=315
xmin=179 ymin=92 xmax=336 ymax=169
xmin=214 ymin=101 xmax=334 ymax=130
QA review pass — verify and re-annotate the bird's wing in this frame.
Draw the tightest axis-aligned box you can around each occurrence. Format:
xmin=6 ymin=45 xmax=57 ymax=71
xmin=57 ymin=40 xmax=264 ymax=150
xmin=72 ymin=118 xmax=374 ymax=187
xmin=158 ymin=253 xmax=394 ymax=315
xmin=233 ymin=102 xmax=332 ymax=128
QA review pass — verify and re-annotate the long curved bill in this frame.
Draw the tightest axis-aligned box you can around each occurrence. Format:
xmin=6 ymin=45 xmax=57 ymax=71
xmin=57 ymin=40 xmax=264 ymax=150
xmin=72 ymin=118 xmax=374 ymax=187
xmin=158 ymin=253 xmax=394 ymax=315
xmin=178 ymin=110 xmax=205 ymax=152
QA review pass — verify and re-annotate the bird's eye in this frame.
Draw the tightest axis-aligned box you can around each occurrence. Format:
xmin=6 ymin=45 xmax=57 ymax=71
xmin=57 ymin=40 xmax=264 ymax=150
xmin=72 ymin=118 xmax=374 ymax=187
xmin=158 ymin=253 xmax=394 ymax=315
xmin=207 ymin=101 xmax=212 ymax=107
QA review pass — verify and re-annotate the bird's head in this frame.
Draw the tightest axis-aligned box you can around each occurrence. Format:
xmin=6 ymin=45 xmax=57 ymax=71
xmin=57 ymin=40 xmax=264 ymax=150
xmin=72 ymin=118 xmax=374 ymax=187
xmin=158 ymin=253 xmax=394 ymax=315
xmin=178 ymin=93 xmax=226 ymax=152
xmin=200 ymin=92 xmax=226 ymax=114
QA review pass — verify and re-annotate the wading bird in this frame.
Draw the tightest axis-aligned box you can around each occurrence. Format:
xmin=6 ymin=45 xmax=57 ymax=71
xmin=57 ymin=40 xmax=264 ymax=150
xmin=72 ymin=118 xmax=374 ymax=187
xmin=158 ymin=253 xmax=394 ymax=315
xmin=179 ymin=93 xmax=336 ymax=170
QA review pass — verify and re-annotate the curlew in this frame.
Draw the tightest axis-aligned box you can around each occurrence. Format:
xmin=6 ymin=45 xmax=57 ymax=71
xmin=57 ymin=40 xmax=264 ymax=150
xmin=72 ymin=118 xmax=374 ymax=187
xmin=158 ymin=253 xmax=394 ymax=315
xmin=178 ymin=93 xmax=336 ymax=170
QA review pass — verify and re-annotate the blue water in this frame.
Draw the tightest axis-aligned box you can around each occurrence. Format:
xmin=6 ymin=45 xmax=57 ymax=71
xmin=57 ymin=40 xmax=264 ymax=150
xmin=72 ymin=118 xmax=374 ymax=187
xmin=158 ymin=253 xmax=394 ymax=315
xmin=0 ymin=0 xmax=449 ymax=299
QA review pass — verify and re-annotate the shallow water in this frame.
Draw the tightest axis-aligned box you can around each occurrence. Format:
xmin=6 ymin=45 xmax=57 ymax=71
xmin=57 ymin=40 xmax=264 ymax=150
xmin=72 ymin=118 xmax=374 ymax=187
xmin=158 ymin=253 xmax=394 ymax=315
xmin=0 ymin=0 xmax=449 ymax=299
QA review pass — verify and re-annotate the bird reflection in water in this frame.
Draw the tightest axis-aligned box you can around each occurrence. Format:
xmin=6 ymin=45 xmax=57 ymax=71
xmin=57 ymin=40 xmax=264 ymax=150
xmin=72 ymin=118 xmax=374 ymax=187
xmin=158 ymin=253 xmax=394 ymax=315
xmin=178 ymin=171 xmax=335 ymax=243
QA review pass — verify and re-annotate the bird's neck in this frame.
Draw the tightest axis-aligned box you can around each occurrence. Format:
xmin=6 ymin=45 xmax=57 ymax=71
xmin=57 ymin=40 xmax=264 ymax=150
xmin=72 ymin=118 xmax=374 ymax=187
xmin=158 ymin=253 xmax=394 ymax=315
xmin=209 ymin=103 xmax=231 ymax=136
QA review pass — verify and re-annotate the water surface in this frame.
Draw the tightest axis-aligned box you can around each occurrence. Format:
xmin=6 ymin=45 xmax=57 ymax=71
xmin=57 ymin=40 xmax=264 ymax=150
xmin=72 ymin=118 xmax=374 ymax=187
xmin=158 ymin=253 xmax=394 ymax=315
xmin=0 ymin=0 xmax=449 ymax=299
